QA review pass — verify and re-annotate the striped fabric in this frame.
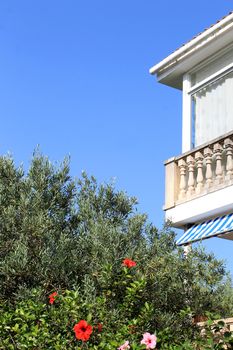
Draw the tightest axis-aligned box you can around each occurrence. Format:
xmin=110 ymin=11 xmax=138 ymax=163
xmin=176 ymin=213 xmax=233 ymax=246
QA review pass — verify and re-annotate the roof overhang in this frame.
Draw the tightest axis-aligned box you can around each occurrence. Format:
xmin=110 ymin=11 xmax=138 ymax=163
xmin=150 ymin=12 xmax=233 ymax=90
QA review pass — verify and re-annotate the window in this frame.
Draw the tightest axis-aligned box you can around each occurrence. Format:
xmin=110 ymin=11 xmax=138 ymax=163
xmin=191 ymin=70 xmax=233 ymax=146
xmin=183 ymin=46 xmax=233 ymax=149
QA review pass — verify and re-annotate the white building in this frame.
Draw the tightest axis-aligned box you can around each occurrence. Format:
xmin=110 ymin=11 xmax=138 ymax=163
xmin=150 ymin=12 xmax=233 ymax=246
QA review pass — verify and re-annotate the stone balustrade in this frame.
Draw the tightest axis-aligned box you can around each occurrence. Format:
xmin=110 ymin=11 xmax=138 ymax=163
xmin=197 ymin=317 xmax=233 ymax=332
xmin=164 ymin=131 xmax=233 ymax=210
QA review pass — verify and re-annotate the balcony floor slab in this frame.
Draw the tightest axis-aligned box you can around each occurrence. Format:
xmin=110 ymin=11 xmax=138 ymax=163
xmin=165 ymin=184 xmax=233 ymax=228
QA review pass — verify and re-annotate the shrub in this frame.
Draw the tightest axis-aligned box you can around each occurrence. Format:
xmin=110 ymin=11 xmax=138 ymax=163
xmin=0 ymin=152 xmax=233 ymax=348
xmin=0 ymin=261 xmax=233 ymax=349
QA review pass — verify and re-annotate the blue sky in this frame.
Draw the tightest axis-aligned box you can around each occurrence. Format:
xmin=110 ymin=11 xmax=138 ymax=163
xmin=0 ymin=1 xmax=233 ymax=273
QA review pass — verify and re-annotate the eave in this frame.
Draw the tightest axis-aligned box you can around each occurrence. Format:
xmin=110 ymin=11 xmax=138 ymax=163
xmin=149 ymin=12 xmax=233 ymax=90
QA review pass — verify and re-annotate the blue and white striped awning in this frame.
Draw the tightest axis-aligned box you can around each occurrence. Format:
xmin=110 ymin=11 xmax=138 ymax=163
xmin=176 ymin=213 xmax=233 ymax=246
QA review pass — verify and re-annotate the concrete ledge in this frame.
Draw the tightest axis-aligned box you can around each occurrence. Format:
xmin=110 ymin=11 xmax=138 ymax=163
xmin=165 ymin=184 xmax=233 ymax=228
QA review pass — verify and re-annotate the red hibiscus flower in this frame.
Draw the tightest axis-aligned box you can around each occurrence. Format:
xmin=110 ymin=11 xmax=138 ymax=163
xmin=73 ymin=320 xmax=93 ymax=341
xmin=94 ymin=323 xmax=103 ymax=332
xmin=97 ymin=323 xmax=103 ymax=332
xmin=122 ymin=258 xmax=136 ymax=268
xmin=48 ymin=292 xmax=58 ymax=304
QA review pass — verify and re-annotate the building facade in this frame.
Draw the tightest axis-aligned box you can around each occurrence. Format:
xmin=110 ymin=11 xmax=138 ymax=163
xmin=150 ymin=12 xmax=233 ymax=246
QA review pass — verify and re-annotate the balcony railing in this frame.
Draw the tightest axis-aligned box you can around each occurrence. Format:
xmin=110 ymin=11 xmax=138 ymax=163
xmin=197 ymin=317 xmax=233 ymax=332
xmin=164 ymin=131 xmax=233 ymax=210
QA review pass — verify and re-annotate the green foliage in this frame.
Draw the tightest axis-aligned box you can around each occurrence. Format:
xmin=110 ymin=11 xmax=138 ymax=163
xmin=0 ymin=152 xmax=233 ymax=348
xmin=0 ymin=276 xmax=233 ymax=349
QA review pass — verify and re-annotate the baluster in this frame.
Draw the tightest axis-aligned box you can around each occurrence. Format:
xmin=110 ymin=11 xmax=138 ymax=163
xmin=186 ymin=155 xmax=195 ymax=197
xmin=224 ymin=137 xmax=233 ymax=181
xmin=195 ymin=151 xmax=204 ymax=194
xmin=204 ymin=147 xmax=213 ymax=188
xmin=213 ymin=142 xmax=223 ymax=185
xmin=178 ymin=159 xmax=187 ymax=200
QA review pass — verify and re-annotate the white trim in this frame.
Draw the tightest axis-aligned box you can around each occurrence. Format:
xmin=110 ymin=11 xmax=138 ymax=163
xmin=189 ymin=61 xmax=233 ymax=95
xmin=188 ymin=42 xmax=233 ymax=75
xmin=182 ymin=74 xmax=192 ymax=152
xmin=149 ymin=12 xmax=233 ymax=75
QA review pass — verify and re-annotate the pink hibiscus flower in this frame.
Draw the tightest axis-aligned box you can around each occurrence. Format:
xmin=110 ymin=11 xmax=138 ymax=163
xmin=141 ymin=332 xmax=157 ymax=349
xmin=118 ymin=340 xmax=130 ymax=350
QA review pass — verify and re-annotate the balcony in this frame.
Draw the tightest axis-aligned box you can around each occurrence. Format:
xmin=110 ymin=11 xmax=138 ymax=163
xmin=164 ymin=131 xmax=233 ymax=227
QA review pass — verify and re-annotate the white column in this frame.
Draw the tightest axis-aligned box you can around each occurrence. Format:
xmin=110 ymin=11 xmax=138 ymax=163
xmin=204 ymin=147 xmax=213 ymax=188
xmin=213 ymin=142 xmax=223 ymax=185
xmin=182 ymin=74 xmax=192 ymax=153
xmin=186 ymin=155 xmax=195 ymax=197
xmin=183 ymin=243 xmax=192 ymax=257
xmin=224 ymin=138 xmax=233 ymax=180
xmin=195 ymin=151 xmax=204 ymax=194
xmin=178 ymin=159 xmax=187 ymax=200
